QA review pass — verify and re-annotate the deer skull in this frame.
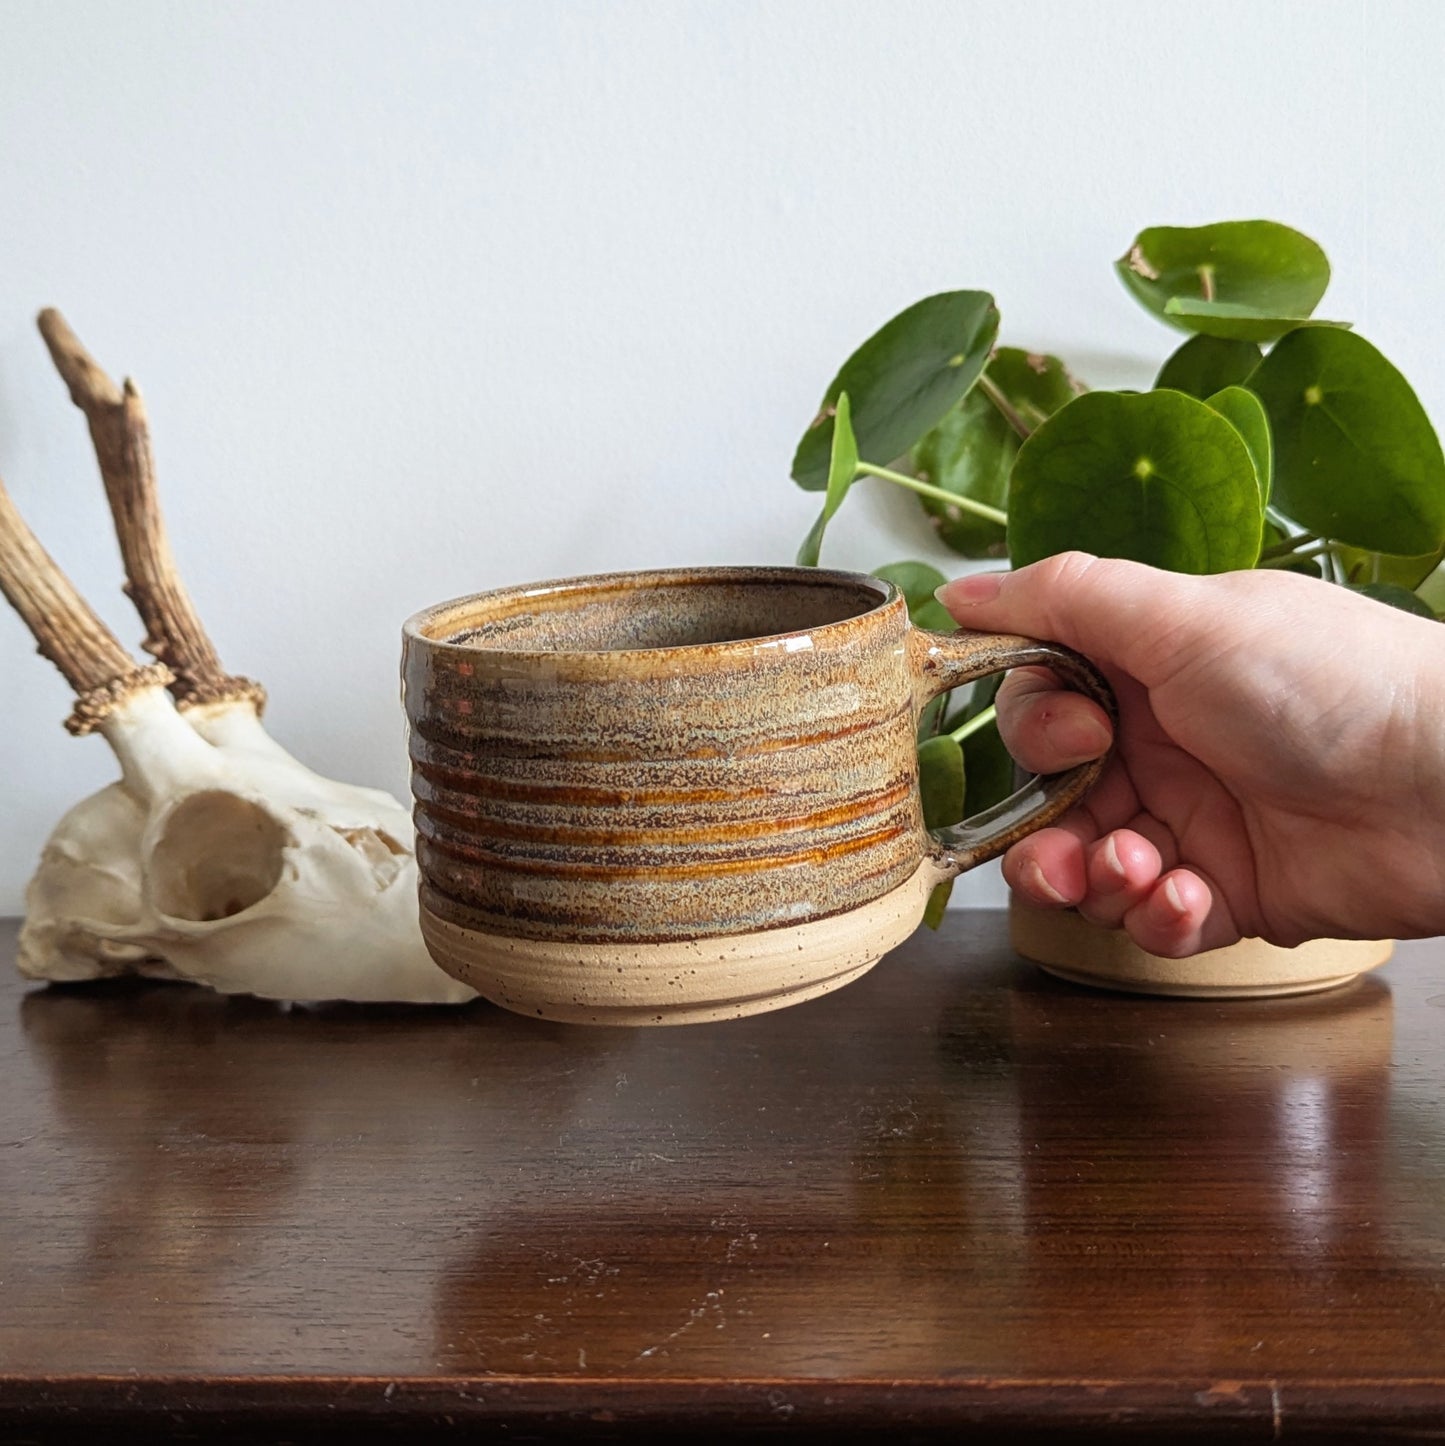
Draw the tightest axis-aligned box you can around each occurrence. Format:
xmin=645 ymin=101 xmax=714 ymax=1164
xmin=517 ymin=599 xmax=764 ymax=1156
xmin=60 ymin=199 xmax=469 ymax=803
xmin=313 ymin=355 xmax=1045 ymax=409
xmin=2 ymin=311 xmax=475 ymax=1005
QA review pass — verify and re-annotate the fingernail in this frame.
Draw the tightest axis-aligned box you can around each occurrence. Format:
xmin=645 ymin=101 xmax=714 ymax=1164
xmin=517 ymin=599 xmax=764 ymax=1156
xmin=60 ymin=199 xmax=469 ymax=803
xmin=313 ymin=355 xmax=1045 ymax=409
xmin=1097 ymin=834 xmax=1127 ymax=892
xmin=936 ymin=572 xmax=1003 ymax=608
xmin=1161 ymin=876 xmax=1188 ymax=917
xmin=1022 ymin=858 xmax=1071 ymax=907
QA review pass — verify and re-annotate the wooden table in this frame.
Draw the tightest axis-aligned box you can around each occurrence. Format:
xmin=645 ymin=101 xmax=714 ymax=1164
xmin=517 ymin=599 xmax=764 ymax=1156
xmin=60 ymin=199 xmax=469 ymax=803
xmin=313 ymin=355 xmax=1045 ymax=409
xmin=3 ymin=915 xmax=1445 ymax=1442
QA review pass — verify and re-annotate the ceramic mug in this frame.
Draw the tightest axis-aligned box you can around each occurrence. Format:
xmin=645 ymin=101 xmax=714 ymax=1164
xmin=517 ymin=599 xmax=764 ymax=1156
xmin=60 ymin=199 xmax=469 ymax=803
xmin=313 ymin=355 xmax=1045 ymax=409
xmin=402 ymin=565 xmax=1114 ymax=1025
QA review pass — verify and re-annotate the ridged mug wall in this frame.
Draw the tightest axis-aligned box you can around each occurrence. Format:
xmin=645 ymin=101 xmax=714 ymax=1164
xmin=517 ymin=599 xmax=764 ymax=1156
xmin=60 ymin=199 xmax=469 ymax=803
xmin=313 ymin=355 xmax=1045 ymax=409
xmin=403 ymin=566 xmax=1112 ymax=1024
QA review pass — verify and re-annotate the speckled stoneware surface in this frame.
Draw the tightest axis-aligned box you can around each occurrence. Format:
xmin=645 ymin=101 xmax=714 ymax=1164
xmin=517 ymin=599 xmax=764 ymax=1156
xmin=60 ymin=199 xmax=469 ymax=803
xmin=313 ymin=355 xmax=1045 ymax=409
xmin=402 ymin=566 xmax=1114 ymax=1024
xmin=1010 ymin=900 xmax=1394 ymax=999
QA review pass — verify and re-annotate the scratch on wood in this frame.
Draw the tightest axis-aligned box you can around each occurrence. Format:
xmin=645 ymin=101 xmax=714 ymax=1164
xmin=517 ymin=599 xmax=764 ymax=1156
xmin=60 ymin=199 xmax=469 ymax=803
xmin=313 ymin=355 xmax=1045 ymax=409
xmin=631 ymin=1288 xmax=725 ymax=1362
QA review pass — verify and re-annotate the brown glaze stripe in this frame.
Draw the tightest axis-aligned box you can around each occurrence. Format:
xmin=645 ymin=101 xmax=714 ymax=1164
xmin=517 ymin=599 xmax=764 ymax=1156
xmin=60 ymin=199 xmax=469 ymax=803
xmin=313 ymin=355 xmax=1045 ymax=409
xmin=418 ymin=819 xmax=913 ymax=881
xmin=416 ymin=814 xmax=914 ymax=875
xmin=416 ymin=779 xmax=914 ymax=848
xmin=411 ymin=738 xmax=903 ymax=798
xmin=416 ymin=849 xmax=919 ymax=943
xmin=410 ymin=763 xmax=767 ymax=808
xmin=410 ymin=701 xmax=913 ymax=765
xmin=698 ymin=708 xmax=909 ymax=757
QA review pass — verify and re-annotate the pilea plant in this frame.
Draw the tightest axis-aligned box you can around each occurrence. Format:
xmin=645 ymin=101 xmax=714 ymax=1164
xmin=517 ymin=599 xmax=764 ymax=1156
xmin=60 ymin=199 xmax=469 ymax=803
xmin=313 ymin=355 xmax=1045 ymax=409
xmin=789 ymin=220 xmax=1445 ymax=923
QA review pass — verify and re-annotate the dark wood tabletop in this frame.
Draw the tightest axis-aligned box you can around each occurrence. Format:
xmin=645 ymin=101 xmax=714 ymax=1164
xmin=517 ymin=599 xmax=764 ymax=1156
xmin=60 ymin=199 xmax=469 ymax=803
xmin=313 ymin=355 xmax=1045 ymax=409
xmin=3 ymin=914 xmax=1445 ymax=1443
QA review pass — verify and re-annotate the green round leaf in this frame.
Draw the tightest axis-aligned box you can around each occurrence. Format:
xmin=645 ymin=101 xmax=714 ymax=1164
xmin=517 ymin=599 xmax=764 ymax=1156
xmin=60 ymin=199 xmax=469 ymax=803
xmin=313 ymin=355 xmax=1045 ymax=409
xmin=1250 ymin=328 xmax=1445 ymax=555
xmin=872 ymin=559 xmax=955 ymax=632
xmin=940 ymin=674 xmax=1013 ymax=818
xmin=1116 ymin=220 xmax=1330 ymax=341
xmin=1155 ymin=334 xmax=1261 ymax=398
xmin=921 ymin=880 xmax=953 ymax=930
xmin=961 ymin=716 xmax=1013 ymax=816
xmin=1008 ymin=390 xmax=1264 ymax=573
xmin=1348 ymin=582 xmax=1439 ymax=620
xmin=1205 ymin=385 xmax=1272 ymax=503
xmin=936 ymin=676 xmax=1013 ymax=820
xmin=987 ymin=347 xmax=1084 ymax=428
xmin=1335 ymin=542 xmax=1445 ymax=590
xmin=1163 ymin=299 xmax=1349 ymax=344
xmin=918 ymin=733 xmax=965 ymax=831
xmin=792 ymin=291 xmax=999 ymax=491
xmin=910 ymin=389 xmax=1010 ymax=558
xmin=911 ymin=347 xmax=1082 ymax=558
xmin=942 ymin=671 xmax=1003 ymax=731
xmin=917 ymin=693 xmax=948 ymax=741
xmin=1417 ymin=562 xmax=1445 ymax=617
xmin=795 ymin=507 xmax=830 ymax=569
xmin=795 ymin=391 xmax=860 ymax=567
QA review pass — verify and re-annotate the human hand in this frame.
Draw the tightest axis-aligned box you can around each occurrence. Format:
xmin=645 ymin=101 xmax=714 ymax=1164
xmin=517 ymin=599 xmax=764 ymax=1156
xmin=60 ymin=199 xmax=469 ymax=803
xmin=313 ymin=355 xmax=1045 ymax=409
xmin=938 ymin=553 xmax=1445 ymax=956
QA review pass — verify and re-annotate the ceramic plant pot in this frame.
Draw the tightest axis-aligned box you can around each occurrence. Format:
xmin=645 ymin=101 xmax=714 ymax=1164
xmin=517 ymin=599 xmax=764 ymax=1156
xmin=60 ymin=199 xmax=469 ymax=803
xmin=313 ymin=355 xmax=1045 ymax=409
xmin=1009 ymin=899 xmax=1394 ymax=999
xmin=402 ymin=566 xmax=1116 ymax=1025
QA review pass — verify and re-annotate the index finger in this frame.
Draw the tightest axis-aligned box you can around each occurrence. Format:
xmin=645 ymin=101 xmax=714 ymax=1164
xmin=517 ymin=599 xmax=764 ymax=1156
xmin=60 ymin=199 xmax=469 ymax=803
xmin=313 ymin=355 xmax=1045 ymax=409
xmin=937 ymin=553 xmax=1201 ymax=690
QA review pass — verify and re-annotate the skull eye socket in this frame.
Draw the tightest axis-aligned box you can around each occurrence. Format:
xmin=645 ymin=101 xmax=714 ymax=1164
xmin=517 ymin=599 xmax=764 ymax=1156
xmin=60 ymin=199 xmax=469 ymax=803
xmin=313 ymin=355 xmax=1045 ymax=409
xmin=150 ymin=791 xmax=288 ymax=922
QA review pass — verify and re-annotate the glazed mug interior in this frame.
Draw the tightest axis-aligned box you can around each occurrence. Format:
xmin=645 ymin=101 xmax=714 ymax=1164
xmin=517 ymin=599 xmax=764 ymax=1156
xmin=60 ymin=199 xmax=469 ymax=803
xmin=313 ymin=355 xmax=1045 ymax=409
xmin=412 ymin=570 xmax=888 ymax=652
xmin=402 ymin=566 xmax=1113 ymax=1025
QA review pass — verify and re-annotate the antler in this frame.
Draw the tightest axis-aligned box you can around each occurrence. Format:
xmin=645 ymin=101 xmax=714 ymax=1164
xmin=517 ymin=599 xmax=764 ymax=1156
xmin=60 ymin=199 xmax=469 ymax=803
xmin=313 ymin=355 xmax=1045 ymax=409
xmin=0 ymin=472 xmax=172 ymax=734
xmin=36 ymin=309 xmax=265 ymax=714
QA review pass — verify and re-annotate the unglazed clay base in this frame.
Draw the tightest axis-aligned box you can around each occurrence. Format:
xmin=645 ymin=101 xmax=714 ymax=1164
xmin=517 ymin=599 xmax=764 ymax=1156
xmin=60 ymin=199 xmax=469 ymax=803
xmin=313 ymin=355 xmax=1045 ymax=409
xmin=420 ymin=860 xmax=944 ymax=1025
xmin=1010 ymin=901 xmax=1394 ymax=999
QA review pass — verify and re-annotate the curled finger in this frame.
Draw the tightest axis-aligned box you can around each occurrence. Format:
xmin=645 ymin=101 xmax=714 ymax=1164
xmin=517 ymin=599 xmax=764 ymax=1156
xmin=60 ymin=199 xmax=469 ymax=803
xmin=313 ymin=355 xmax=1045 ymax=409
xmin=995 ymin=666 xmax=1114 ymax=775
xmin=1076 ymin=829 xmax=1164 ymax=930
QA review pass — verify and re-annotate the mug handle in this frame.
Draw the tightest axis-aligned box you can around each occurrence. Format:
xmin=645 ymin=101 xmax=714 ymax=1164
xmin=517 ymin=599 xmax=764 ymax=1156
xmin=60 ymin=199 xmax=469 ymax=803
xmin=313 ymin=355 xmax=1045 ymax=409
xmin=907 ymin=628 xmax=1117 ymax=876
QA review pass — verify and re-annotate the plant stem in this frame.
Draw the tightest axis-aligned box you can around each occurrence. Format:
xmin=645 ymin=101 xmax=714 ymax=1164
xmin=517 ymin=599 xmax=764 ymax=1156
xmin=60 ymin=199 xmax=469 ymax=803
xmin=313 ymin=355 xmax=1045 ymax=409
xmin=977 ymin=375 xmax=1032 ymax=440
xmin=948 ymin=704 xmax=997 ymax=744
xmin=1258 ymin=529 xmax=1319 ymax=561
xmin=1259 ymin=540 xmax=1333 ymax=570
xmin=855 ymin=462 xmax=1009 ymax=528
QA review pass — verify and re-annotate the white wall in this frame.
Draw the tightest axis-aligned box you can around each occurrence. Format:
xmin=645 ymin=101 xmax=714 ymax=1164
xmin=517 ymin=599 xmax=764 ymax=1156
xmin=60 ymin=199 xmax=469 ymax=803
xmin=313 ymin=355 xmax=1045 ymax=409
xmin=1 ymin=0 xmax=1438 ymax=914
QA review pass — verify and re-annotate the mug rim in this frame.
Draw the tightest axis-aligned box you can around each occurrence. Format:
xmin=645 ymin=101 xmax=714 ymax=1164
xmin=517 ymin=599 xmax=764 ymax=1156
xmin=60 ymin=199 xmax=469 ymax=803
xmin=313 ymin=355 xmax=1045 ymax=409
xmin=402 ymin=564 xmax=903 ymax=662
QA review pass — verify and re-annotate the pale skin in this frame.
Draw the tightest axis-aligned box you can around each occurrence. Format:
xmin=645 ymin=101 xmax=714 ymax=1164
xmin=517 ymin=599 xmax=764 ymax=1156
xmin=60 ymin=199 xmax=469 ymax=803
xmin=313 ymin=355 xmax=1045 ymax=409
xmin=937 ymin=553 xmax=1445 ymax=957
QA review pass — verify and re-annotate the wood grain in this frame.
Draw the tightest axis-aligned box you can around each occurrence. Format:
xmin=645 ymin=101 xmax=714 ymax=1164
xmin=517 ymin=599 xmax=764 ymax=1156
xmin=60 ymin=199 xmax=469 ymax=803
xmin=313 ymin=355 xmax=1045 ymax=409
xmin=4 ymin=913 xmax=1445 ymax=1441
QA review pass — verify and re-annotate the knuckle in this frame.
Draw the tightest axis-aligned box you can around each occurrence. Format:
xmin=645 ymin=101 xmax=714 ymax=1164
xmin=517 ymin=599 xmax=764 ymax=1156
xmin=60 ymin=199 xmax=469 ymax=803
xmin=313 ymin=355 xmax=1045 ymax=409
xmin=995 ymin=666 xmax=1058 ymax=714
xmin=1032 ymin=549 xmax=1101 ymax=592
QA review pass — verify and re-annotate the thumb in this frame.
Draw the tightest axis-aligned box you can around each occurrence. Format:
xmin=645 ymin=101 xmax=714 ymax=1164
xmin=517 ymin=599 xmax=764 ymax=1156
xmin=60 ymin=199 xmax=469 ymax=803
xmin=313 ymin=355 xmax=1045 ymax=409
xmin=936 ymin=552 xmax=1201 ymax=688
